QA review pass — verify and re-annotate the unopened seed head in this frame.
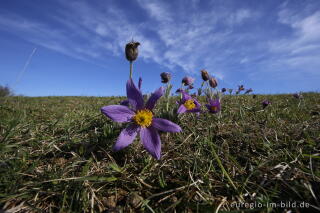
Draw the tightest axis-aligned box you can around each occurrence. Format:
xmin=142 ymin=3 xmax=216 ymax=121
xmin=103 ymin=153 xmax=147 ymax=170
xmin=125 ymin=41 xmax=140 ymax=62
xmin=209 ymin=77 xmax=218 ymax=88
xmin=200 ymin=69 xmax=210 ymax=81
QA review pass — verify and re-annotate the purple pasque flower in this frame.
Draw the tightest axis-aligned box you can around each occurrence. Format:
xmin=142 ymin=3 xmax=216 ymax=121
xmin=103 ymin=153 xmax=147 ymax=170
xmin=177 ymin=91 xmax=201 ymax=114
xmin=244 ymin=88 xmax=253 ymax=94
xmin=182 ymin=76 xmax=195 ymax=86
xmin=206 ymin=99 xmax=221 ymax=113
xmin=120 ymin=77 xmax=142 ymax=107
xmin=262 ymin=100 xmax=271 ymax=108
xmin=293 ymin=93 xmax=302 ymax=99
xmin=101 ymin=79 xmax=182 ymax=160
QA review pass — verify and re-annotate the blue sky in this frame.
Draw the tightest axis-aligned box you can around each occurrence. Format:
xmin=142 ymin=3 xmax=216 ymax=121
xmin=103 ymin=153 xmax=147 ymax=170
xmin=0 ymin=0 xmax=320 ymax=96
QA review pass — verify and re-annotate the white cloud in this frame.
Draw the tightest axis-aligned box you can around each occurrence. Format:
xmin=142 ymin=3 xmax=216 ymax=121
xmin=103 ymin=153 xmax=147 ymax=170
xmin=268 ymin=9 xmax=320 ymax=74
xmin=2 ymin=0 xmax=318 ymax=85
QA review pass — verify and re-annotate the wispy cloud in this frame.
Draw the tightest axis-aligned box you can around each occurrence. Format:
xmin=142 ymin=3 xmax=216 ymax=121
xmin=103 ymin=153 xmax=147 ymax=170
xmin=267 ymin=6 xmax=320 ymax=76
xmin=0 ymin=0 xmax=319 ymax=86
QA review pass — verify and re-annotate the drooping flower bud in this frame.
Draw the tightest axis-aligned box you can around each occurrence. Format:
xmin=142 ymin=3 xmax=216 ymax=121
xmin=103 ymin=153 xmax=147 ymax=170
xmin=160 ymin=72 xmax=171 ymax=83
xmin=200 ymin=69 xmax=210 ymax=81
xmin=209 ymin=77 xmax=218 ymax=88
xmin=125 ymin=41 xmax=140 ymax=62
xmin=262 ymin=100 xmax=271 ymax=108
xmin=182 ymin=76 xmax=195 ymax=86
xmin=175 ymin=88 xmax=183 ymax=93
xmin=244 ymin=88 xmax=253 ymax=94
xmin=221 ymin=88 xmax=226 ymax=93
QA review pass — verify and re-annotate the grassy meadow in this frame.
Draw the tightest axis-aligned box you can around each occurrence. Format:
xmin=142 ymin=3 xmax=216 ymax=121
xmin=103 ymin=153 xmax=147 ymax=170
xmin=0 ymin=93 xmax=319 ymax=212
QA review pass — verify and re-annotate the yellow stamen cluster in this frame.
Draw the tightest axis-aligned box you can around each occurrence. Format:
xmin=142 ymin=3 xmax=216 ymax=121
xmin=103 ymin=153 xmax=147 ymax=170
xmin=184 ymin=99 xmax=196 ymax=110
xmin=133 ymin=109 xmax=153 ymax=127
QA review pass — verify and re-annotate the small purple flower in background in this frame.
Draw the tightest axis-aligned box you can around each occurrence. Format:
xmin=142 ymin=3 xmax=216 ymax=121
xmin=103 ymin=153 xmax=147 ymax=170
xmin=262 ymin=100 xmax=271 ymax=109
xmin=244 ymin=88 xmax=253 ymax=94
xmin=293 ymin=93 xmax=302 ymax=99
xmin=102 ymin=79 xmax=182 ymax=160
xmin=221 ymin=88 xmax=226 ymax=93
xmin=206 ymin=99 xmax=221 ymax=114
xmin=120 ymin=77 xmax=142 ymax=107
xmin=182 ymin=76 xmax=195 ymax=86
xmin=177 ymin=91 xmax=201 ymax=114
xmin=238 ymin=85 xmax=245 ymax=91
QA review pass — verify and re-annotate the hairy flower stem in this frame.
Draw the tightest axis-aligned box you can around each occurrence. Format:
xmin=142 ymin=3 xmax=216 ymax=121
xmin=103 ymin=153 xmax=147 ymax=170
xmin=166 ymin=82 xmax=170 ymax=112
xmin=129 ymin=61 xmax=133 ymax=79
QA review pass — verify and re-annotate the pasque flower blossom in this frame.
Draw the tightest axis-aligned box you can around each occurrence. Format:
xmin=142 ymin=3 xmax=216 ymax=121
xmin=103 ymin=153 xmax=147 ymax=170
xmin=177 ymin=91 xmax=201 ymax=114
xmin=101 ymin=79 xmax=181 ymax=160
xmin=206 ymin=99 xmax=221 ymax=113
xmin=262 ymin=100 xmax=271 ymax=108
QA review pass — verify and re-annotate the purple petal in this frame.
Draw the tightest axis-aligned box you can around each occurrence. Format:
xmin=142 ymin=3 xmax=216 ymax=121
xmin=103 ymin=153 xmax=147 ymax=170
xmin=189 ymin=108 xmax=201 ymax=113
xmin=194 ymin=99 xmax=201 ymax=108
xmin=138 ymin=77 xmax=142 ymax=90
xmin=181 ymin=91 xmax=192 ymax=102
xmin=145 ymin=87 xmax=165 ymax=110
xmin=101 ymin=105 xmax=135 ymax=123
xmin=127 ymin=79 xmax=144 ymax=110
xmin=112 ymin=124 xmax=139 ymax=151
xmin=177 ymin=104 xmax=187 ymax=114
xmin=140 ymin=127 xmax=161 ymax=160
xmin=152 ymin=118 xmax=182 ymax=132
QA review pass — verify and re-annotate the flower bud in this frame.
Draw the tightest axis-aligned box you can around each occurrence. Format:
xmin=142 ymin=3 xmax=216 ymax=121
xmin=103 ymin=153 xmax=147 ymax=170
xmin=175 ymin=88 xmax=183 ymax=93
xmin=182 ymin=76 xmax=194 ymax=86
xmin=209 ymin=77 xmax=218 ymax=88
xmin=160 ymin=72 xmax=171 ymax=83
xmin=262 ymin=100 xmax=271 ymax=108
xmin=200 ymin=69 xmax=210 ymax=81
xmin=221 ymin=88 xmax=226 ymax=93
xmin=125 ymin=41 xmax=140 ymax=62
